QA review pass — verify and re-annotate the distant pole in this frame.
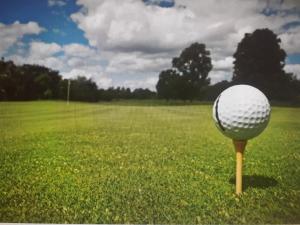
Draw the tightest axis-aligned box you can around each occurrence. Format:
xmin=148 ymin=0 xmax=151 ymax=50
xmin=67 ymin=79 xmax=71 ymax=105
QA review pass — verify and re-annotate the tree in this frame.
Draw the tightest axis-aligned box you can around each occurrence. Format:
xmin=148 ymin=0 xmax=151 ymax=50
xmin=132 ymin=88 xmax=156 ymax=99
xmin=173 ymin=42 xmax=212 ymax=100
xmin=232 ymin=28 xmax=290 ymax=100
xmin=0 ymin=60 xmax=17 ymax=100
xmin=70 ymin=76 xmax=98 ymax=102
xmin=156 ymin=69 xmax=180 ymax=100
xmin=156 ymin=42 xmax=212 ymax=100
xmin=0 ymin=58 xmax=160 ymax=102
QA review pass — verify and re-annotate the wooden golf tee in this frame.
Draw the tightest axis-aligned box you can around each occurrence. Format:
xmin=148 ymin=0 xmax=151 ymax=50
xmin=233 ymin=140 xmax=247 ymax=195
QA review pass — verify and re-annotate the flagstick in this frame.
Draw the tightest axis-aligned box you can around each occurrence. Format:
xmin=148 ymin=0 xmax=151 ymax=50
xmin=233 ymin=140 xmax=247 ymax=195
xmin=67 ymin=79 xmax=71 ymax=105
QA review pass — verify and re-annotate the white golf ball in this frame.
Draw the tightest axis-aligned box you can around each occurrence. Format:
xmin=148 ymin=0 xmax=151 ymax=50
xmin=212 ymin=85 xmax=271 ymax=140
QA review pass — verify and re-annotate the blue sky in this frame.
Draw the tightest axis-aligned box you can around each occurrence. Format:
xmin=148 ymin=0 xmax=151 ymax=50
xmin=0 ymin=0 xmax=300 ymax=89
xmin=0 ymin=0 xmax=87 ymax=45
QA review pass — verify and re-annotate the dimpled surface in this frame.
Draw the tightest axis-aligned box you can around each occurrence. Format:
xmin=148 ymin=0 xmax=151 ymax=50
xmin=212 ymin=85 xmax=271 ymax=140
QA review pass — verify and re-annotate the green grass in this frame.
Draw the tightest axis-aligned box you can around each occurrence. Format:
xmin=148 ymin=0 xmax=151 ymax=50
xmin=0 ymin=100 xmax=299 ymax=223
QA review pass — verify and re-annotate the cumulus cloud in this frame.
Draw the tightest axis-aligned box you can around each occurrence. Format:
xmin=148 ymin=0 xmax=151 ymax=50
xmin=0 ymin=21 xmax=44 ymax=56
xmin=61 ymin=66 xmax=112 ymax=89
xmin=4 ymin=0 xmax=300 ymax=90
xmin=71 ymin=0 xmax=298 ymax=55
xmin=212 ymin=57 xmax=234 ymax=71
xmin=63 ymin=43 xmax=97 ymax=58
xmin=16 ymin=42 xmax=90 ymax=68
xmin=69 ymin=0 xmax=300 ymax=86
xmin=29 ymin=42 xmax=62 ymax=59
xmin=279 ymin=26 xmax=300 ymax=54
xmin=8 ymin=40 xmax=114 ymax=89
xmin=285 ymin=64 xmax=300 ymax=79
xmin=106 ymin=52 xmax=171 ymax=74
xmin=209 ymin=70 xmax=233 ymax=84
xmin=71 ymin=0 xmax=205 ymax=53
xmin=16 ymin=42 xmax=65 ymax=71
xmin=122 ymin=76 xmax=159 ymax=91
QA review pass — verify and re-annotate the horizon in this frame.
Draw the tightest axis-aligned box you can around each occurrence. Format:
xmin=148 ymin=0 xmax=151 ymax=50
xmin=1 ymin=0 xmax=300 ymax=91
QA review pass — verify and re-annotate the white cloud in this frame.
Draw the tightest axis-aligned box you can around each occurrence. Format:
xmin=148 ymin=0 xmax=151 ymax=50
xmin=71 ymin=0 xmax=298 ymax=56
xmin=22 ymin=41 xmax=65 ymax=71
xmin=9 ymin=40 xmax=112 ymax=88
xmin=61 ymin=67 xmax=97 ymax=79
xmin=69 ymin=0 xmax=300 ymax=89
xmin=123 ymin=76 xmax=159 ymax=91
xmin=279 ymin=26 xmax=300 ymax=54
xmin=106 ymin=52 xmax=171 ymax=74
xmin=4 ymin=0 xmax=300 ymax=90
xmin=71 ymin=0 xmax=202 ymax=53
xmin=209 ymin=70 xmax=233 ymax=84
xmin=63 ymin=43 xmax=97 ymax=58
xmin=212 ymin=57 xmax=234 ymax=71
xmin=37 ymin=57 xmax=65 ymax=71
xmin=209 ymin=57 xmax=234 ymax=83
xmin=8 ymin=54 xmax=65 ymax=72
xmin=48 ymin=0 xmax=66 ymax=7
xmin=61 ymin=66 xmax=112 ymax=89
xmin=8 ymin=41 xmax=105 ymax=82
xmin=0 ymin=21 xmax=44 ymax=56
xmin=67 ymin=57 xmax=85 ymax=67
xmin=29 ymin=41 xmax=62 ymax=59
xmin=285 ymin=64 xmax=300 ymax=79
xmin=97 ymin=76 xmax=113 ymax=89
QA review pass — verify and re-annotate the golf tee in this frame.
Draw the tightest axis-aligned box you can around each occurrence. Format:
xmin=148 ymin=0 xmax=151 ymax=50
xmin=233 ymin=140 xmax=247 ymax=195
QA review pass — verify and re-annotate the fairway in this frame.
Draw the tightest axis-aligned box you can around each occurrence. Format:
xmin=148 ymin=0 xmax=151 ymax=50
xmin=0 ymin=101 xmax=299 ymax=223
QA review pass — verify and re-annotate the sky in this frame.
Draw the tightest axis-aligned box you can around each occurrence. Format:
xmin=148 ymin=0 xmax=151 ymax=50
xmin=0 ymin=0 xmax=300 ymax=90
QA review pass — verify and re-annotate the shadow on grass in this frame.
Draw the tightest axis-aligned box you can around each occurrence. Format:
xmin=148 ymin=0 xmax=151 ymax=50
xmin=229 ymin=175 xmax=278 ymax=190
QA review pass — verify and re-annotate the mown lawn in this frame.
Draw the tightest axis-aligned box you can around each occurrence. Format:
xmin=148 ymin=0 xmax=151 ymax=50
xmin=0 ymin=101 xmax=299 ymax=223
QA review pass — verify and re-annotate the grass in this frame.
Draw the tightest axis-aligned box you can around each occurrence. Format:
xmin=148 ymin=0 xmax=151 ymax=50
xmin=0 ymin=100 xmax=299 ymax=223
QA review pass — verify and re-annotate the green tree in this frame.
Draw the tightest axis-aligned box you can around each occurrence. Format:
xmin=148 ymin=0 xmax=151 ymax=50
xmin=0 ymin=59 xmax=16 ymax=100
xmin=172 ymin=42 xmax=212 ymax=100
xmin=156 ymin=69 xmax=180 ymax=100
xmin=70 ymin=76 xmax=98 ymax=102
xmin=232 ymin=28 xmax=291 ymax=100
xmin=156 ymin=43 xmax=212 ymax=100
xmin=132 ymin=88 xmax=156 ymax=99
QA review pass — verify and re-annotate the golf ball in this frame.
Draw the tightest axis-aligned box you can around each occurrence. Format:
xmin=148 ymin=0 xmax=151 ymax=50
xmin=212 ymin=85 xmax=271 ymax=140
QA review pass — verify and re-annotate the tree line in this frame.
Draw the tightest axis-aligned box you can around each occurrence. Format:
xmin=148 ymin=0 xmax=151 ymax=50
xmin=1 ymin=28 xmax=299 ymax=103
xmin=0 ymin=59 xmax=155 ymax=102
xmin=156 ymin=28 xmax=300 ymax=102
